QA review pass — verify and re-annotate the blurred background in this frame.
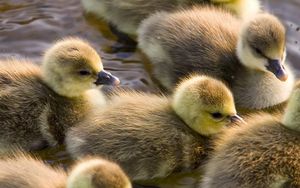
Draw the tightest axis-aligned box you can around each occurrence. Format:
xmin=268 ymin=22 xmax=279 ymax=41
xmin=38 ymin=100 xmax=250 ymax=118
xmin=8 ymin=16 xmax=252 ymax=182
xmin=0 ymin=0 xmax=299 ymax=187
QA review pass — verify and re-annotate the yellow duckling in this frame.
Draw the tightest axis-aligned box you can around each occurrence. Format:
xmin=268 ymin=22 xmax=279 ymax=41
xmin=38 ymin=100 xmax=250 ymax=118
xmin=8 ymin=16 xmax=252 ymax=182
xmin=138 ymin=6 xmax=294 ymax=114
xmin=200 ymin=82 xmax=300 ymax=188
xmin=0 ymin=153 xmax=131 ymax=188
xmin=81 ymin=0 xmax=260 ymax=36
xmin=66 ymin=75 xmax=243 ymax=181
xmin=0 ymin=37 xmax=120 ymax=153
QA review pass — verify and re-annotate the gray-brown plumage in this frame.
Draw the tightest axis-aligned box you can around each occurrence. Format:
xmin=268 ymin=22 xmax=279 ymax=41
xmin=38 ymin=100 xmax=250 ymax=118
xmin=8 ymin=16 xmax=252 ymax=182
xmin=66 ymin=75 xmax=243 ymax=181
xmin=0 ymin=152 xmax=67 ymax=188
xmin=200 ymin=83 xmax=300 ymax=188
xmin=81 ymin=0 xmax=260 ymax=36
xmin=0 ymin=152 xmax=131 ymax=188
xmin=68 ymin=157 xmax=132 ymax=188
xmin=138 ymin=6 xmax=294 ymax=114
xmin=0 ymin=37 xmax=120 ymax=153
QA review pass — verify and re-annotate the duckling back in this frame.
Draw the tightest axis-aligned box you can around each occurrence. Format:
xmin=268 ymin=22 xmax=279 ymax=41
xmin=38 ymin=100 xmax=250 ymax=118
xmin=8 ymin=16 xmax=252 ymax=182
xmin=0 ymin=60 xmax=51 ymax=152
xmin=66 ymin=91 xmax=211 ymax=181
xmin=138 ymin=6 xmax=240 ymax=89
xmin=0 ymin=152 xmax=131 ymax=188
xmin=0 ymin=59 xmax=91 ymax=152
xmin=0 ymin=153 xmax=67 ymax=188
xmin=201 ymin=114 xmax=300 ymax=187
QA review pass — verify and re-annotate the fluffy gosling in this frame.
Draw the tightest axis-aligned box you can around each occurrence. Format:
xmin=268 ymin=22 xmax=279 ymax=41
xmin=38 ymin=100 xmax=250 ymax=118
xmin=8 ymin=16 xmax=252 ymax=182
xmin=0 ymin=153 xmax=131 ymax=188
xmin=138 ymin=6 xmax=294 ymax=113
xmin=66 ymin=75 xmax=242 ymax=181
xmin=200 ymin=83 xmax=300 ymax=188
xmin=0 ymin=37 xmax=119 ymax=152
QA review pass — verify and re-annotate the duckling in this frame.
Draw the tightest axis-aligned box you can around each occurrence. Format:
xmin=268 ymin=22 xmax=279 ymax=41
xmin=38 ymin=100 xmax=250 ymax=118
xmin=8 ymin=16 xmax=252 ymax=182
xmin=138 ymin=6 xmax=295 ymax=114
xmin=66 ymin=75 xmax=243 ymax=181
xmin=0 ymin=152 xmax=131 ymax=188
xmin=81 ymin=0 xmax=260 ymax=36
xmin=0 ymin=152 xmax=67 ymax=188
xmin=67 ymin=157 xmax=132 ymax=188
xmin=0 ymin=37 xmax=120 ymax=153
xmin=200 ymin=83 xmax=300 ymax=188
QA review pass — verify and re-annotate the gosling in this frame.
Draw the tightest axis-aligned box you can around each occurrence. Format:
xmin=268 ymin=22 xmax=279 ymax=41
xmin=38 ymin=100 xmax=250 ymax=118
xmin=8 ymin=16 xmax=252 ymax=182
xmin=138 ymin=6 xmax=294 ymax=114
xmin=0 ymin=153 xmax=131 ymax=188
xmin=81 ymin=0 xmax=260 ymax=36
xmin=66 ymin=75 xmax=243 ymax=181
xmin=0 ymin=37 xmax=120 ymax=152
xmin=200 ymin=83 xmax=300 ymax=188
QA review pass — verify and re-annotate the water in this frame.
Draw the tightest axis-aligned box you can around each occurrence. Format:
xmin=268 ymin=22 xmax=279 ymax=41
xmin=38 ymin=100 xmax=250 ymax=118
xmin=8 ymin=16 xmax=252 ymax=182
xmin=0 ymin=0 xmax=299 ymax=187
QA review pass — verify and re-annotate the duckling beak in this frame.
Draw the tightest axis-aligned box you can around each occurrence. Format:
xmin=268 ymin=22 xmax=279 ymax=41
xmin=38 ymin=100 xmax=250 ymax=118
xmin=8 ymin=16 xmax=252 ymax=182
xmin=230 ymin=114 xmax=245 ymax=124
xmin=95 ymin=70 xmax=120 ymax=86
xmin=266 ymin=59 xmax=288 ymax=82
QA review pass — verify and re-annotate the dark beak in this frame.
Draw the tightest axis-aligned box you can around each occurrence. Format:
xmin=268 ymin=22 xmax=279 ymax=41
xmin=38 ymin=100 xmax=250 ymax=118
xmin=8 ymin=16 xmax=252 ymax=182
xmin=94 ymin=70 xmax=120 ymax=86
xmin=229 ymin=114 xmax=245 ymax=124
xmin=266 ymin=59 xmax=288 ymax=82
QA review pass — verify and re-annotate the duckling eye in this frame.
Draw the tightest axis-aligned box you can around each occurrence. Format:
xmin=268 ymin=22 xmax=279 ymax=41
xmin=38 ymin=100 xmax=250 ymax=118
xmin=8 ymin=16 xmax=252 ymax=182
xmin=78 ymin=70 xmax=91 ymax=76
xmin=254 ymin=47 xmax=263 ymax=56
xmin=211 ymin=112 xmax=224 ymax=119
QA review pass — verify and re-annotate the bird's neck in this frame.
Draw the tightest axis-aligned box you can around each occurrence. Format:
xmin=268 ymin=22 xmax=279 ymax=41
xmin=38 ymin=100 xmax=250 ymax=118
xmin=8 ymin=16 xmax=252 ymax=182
xmin=231 ymin=65 xmax=295 ymax=110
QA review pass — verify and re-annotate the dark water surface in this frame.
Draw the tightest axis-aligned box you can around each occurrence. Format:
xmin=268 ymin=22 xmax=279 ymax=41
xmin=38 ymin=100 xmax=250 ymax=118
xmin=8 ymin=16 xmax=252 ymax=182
xmin=0 ymin=0 xmax=299 ymax=187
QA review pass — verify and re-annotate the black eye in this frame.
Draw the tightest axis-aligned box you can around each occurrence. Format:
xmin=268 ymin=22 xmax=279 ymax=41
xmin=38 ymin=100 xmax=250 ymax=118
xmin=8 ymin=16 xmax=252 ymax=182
xmin=79 ymin=70 xmax=91 ymax=76
xmin=254 ymin=47 xmax=263 ymax=55
xmin=211 ymin=112 xmax=224 ymax=119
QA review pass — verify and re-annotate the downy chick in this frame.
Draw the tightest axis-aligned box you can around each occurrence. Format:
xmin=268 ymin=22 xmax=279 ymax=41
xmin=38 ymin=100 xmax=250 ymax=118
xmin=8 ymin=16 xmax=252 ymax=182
xmin=0 ymin=152 xmax=131 ymax=188
xmin=200 ymin=82 xmax=300 ymax=188
xmin=138 ymin=6 xmax=294 ymax=114
xmin=66 ymin=75 xmax=243 ymax=181
xmin=0 ymin=37 xmax=119 ymax=153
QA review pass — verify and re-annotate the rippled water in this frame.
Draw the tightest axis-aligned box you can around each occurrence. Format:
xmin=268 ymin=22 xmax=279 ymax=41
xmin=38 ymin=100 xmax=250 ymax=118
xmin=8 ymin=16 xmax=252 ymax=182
xmin=0 ymin=0 xmax=299 ymax=187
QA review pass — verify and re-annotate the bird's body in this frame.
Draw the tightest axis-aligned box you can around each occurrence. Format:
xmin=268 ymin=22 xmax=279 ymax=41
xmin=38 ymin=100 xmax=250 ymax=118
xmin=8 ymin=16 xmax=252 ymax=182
xmin=138 ymin=7 xmax=294 ymax=113
xmin=0 ymin=153 xmax=67 ymax=188
xmin=0 ymin=153 xmax=131 ymax=188
xmin=0 ymin=38 xmax=119 ymax=153
xmin=66 ymin=75 xmax=241 ymax=181
xmin=201 ymin=115 xmax=300 ymax=188
xmin=67 ymin=92 xmax=211 ymax=180
xmin=0 ymin=59 xmax=90 ymax=151
xmin=200 ymin=83 xmax=300 ymax=188
xmin=81 ymin=0 xmax=260 ymax=36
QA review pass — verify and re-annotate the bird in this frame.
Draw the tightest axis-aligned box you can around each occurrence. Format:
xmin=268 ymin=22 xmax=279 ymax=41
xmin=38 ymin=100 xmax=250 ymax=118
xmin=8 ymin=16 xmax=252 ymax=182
xmin=66 ymin=75 xmax=243 ymax=181
xmin=0 ymin=37 xmax=120 ymax=153
xmin=81 ymin=0 xmax=260 ymax=36
xmin=138 ymin=6 xmax=295 ymax=114
xmin=200 ymin=82 xmax=300 ymax=188
xmin=0 ymin=152 xmax=131 ymax=188
xmin=67 ymin=157 xmax=132 ymax=188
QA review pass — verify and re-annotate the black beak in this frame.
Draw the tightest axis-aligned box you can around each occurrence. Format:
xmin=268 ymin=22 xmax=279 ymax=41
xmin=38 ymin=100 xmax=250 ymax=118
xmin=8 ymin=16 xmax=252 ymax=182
xmin=266 ymin=59 xmax=288 ymax=82
xmin=229 ymin=114 xmax=245 ymax=124
xmin=94 ymin=70 xmax=120 ymax=86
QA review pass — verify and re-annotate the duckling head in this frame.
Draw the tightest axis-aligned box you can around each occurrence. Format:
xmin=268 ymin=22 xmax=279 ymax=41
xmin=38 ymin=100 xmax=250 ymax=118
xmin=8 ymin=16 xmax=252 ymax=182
xmin=172 ymin=75 xmax=243 ymax=136
xmin=282 ymin=81 xmax=300 ymax=132
xmin=67 ymin=158 xmax=132 ymax=188
xmin=237 ymin=13 xmax=287 ymax=81
xmin=42 ymin=37 xmax=120 ymax=98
